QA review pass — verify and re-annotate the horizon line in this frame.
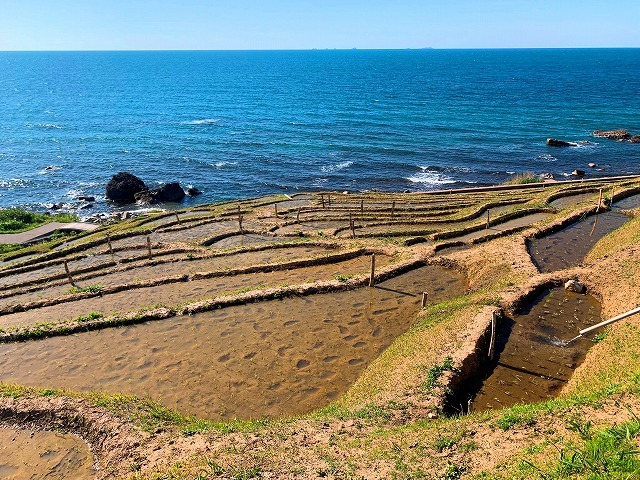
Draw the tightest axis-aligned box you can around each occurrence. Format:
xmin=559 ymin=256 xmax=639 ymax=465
xmin=1 ymin=46 xmax=640 ymax=53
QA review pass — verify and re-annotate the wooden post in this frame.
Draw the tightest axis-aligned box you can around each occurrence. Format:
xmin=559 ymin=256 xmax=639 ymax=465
xmin=320 ymin=194 xmax=325 ymax=209
xmin=296 ymin=207 xmax=301 ymax=223
xmin=106 ymin=233 xmax=113 ymax=255
xmin=486 ymin=210 xmax=490 ymax=229
xmin=488 ymin=311 xmax=497 ymax=360
xmin=391 ymin=201 xmax=395 ymax=218
xmin=146 ymin=236 xmax=153 ymax=260
xmin=611 ymin=186 xmax=615 ymax=207
xmin=360 ymin=199 xmax=364 ymax=215
xmin=238 ymin=214 xmax=244 ymax=234
xmin=349 ymin=213 xmax=355 ymax=238
xmin=596 ymin=188 xmax=603 ymax=213
xmin=274 ymin=203 xmax=278 ymax=218
xmin=63 ymin=260 xmax=74 ymax=285
xmin=369 ymin=254 xmax=376 ymax=287
xmin=421 ymin=292 xmax=428 ymax=308
xmin=328 ymin=193 xmax=331 ymax=206
xmin=175 ymin=212 xmax=181 ymax=225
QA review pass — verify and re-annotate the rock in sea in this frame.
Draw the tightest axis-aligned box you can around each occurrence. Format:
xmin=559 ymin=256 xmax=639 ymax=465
xmin=593 ymin=129 xmax=631 ymax=140
xmin=135 ymin=182 xmax=186 ymax=204
xmin=105 ymin=172 xmax=147 ymax=203
xmin=546 ymin=138 xmax=578 ymax=147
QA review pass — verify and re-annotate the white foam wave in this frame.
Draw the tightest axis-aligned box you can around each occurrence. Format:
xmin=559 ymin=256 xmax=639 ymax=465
xmin=212 ymin=161 xmax=238 ymax=168
xmin=537 ymin=153 xmax=557 ymax=162
xmin=406 ymin=171 xmax=457 ymax=185
xmin=26 ymin=123 xmax=63 ymax=129
xmin=321 ymin=161 xmax=353 ymax=173
xmin=0 ymin=178 xmax=30 ymax=188
xmin=183 ymin=118 xmax=221 ymax=125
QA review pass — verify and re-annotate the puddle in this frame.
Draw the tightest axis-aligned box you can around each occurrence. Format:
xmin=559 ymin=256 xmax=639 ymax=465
xmin=0 ymin=266 xmax=466 ymax=420
xmin=0 ymin=254 xmax=394 ymax=328
xmin=469 ymin=288 xmax=600 ymax=412
xmin=529 ymin=211 xmax=629 ymax=272
xmin=0 ymin=428 xmax=95 ymax=479
xmin=613 ymin=194 xmax=640 ymax=210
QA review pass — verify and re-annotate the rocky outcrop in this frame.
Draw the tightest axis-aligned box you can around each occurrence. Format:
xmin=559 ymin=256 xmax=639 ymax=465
xmin=186 ymin=187 xmax=202 ymax=196
xmin=134 ymin=182 xmax=185 ymax=204
xmin=105 ymin=172 xmax=147 ymax=203
xmin=630 ymin=136 xmax=640 ymax=144
xmin=593 ymin=129 xmax=631 ymax=140
xmin=546 ymin=138 xmax=578 ymax=147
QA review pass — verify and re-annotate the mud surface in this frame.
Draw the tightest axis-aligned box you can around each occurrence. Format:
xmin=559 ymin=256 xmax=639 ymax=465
xmin=0 ymin=266 xmax=465 ymax=420
xmin=471 ymin=288 xmax=600 ymax=411
xmin=0 ymin=428 xmax=95 ymax=480
xmin=0 ymin=246 xmax=331 ymax=309
xmin=0 ymin=253 xmax=393 ymax=328
xmin=449 ymin=213 xmax=550 ymax=243
xmin=549 ymin=192 xmax=596 ymax=209
xmin=529 ymin=211 xmax=629 ymax=272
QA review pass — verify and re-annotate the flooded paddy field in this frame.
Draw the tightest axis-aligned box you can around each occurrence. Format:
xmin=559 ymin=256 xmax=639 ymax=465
xmin=447 ymin=213 xmax=550 ymax=243
xmin=0 ymin=428 xmax=95 ymax=479
xmin=0 ymin=265 xmax=466 ymax=420
xmin=0 ymin=252 xmax=394 ymax=328
xmin=0 ymin=245 xmax=334 ymax=308
xmin=470 ymin=288 xmax=601 ymax=411
xmin=613 ymin=194 xmax=640 ymax=210
xmin=529 ymin=211 xmax=629 ymax=272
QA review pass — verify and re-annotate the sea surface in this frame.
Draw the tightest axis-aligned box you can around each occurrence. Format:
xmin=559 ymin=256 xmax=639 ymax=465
xmin=1 ymin=49 xmax=639 ymax=215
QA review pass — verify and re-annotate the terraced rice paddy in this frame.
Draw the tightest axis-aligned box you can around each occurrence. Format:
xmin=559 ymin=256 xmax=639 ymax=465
xmin=471 ymin=288 xmax=601 ymax=411
xmin=0 ymin=266 xmax=465 ymax=419
xmin=0 ymin=178 xmax=636 ymax=425
xmin=528 ymin=211 xmax=629 ymax=272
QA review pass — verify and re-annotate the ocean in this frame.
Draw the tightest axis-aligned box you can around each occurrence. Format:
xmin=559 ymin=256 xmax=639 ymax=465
xmin=1 ymin=49 xmax=639 ymax=215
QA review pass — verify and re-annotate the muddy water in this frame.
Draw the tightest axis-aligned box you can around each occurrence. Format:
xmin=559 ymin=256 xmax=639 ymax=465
xmin=0 ymin=246 xmax=332 ymax=308
xmin=529 ymin=211 xmax=629 ymax=272
xmin=0 ymin=266 xmax=466 ymax=420
xmin=614 ymin=194 xmax=640 ymax=210
xmin=470 ymin=289 xmax=600 ymax=411
xmin=549 ymin=192 xmax=596 ymax=209
xmin=208 ymin=233 xmax=291 ymax=248
xmin=0 ymin=254 xmax=394 ymax=328
xmin=0 ymin=428 xmax=95 ymax=479
xmin=449 ymin=213 xmax=550 ymax=243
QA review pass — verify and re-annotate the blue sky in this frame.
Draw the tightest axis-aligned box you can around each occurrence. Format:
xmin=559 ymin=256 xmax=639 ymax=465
xmin=1 ymin=0 xmax=639 ymax=50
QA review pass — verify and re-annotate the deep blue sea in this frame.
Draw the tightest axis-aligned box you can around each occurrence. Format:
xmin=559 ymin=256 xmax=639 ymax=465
xmin=1 ymin=49 xmax=639 ymax=215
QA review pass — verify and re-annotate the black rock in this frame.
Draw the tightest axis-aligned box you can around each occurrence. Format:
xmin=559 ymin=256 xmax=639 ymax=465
xmin=50 ymin=202 xmax=64 ymax=210
xmin=80 ymin=203 xmax=94 ymax=210
xmin=571 ymin=169 xmax=586 ymax=176
xmin=77 ymin=195 xmax=96 ymax=202
xmin=546 ymin=138 xmax=578 ymax=147
xmin=105 ymin=172 xmax=147 ymax=203
xmin=186 ymin=187 xmax=203 ymax=196
xmin=135 ymin=182 xmax=186 ymax=204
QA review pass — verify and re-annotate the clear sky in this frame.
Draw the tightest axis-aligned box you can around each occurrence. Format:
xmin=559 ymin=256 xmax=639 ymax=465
xmin=1 ymin=0 xmax=639 ymax=51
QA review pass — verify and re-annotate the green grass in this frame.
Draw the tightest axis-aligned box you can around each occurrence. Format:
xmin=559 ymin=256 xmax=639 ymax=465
xmin=423 ymin=357 xmax=457 ymax=391
xmin=524 ymin=417 xmax=640 ymax=479
xmin=68 ymin=284 xmax=105 ymax=294
xmin=0 ymin=208 xmax=77 ymax=234
xmin=503 ymin=172 xmax=544 ymax=185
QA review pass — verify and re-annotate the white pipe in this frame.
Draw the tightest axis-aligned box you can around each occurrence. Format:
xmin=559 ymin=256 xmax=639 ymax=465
xmin=579 ymin=306 xmax=640 ymax=336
